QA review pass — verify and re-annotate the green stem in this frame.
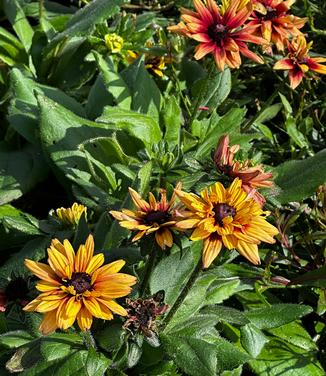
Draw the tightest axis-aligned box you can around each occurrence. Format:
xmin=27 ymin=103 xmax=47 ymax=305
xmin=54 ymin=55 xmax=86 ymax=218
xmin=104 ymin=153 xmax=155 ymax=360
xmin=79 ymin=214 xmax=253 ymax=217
xmin=39 ymin=0 xmax=44 ymax=20
xmin=139 ymin=245 xmax=158 ymax=297
xmin=162 ymin=257 xmax=202 ymax=329
xmin=188 ymin=61 xmax=216 ymax=127
xmin=82 ymin=329 xmax=97 ymax=350
xmin=242 ymin=84 xmax=282 ymax=132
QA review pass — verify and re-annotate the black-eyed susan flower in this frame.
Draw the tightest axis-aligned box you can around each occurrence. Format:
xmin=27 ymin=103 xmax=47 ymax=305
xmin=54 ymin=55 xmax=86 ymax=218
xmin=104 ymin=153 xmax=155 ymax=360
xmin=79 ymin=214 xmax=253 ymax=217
xmin=126 ymin=50 xmax=171 ymax=77
xmin=105 ymin=33 xmax=124 ymax=53
xmin=110 ymin=184 xmax=184 ymax=250
xmin=168 ymin=0 xmax=266 ymax=71
xmin=175 ymin=179 xmax=278 ymax=268
xmin=274 ymin=36 xmax=326 ymax=89
xmin=56 ymin=203 xmax=87 ymax=227
xmin=23 ymin=235 xmax=136 ymax=334
xmin=249 ymin=0 xmax=306 ymax=52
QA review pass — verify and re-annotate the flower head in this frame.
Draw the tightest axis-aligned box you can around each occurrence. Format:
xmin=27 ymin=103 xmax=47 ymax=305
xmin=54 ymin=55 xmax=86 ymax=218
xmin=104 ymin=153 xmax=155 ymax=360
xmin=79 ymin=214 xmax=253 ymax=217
xmin=105 ymin=33 xmax=124 ymax=53
xmin=168 ymin=0 xmax=266 ymax=70
xmin=274 ymin=36 xmax=326 ymax=89
xmin=214 ymin=135 xmax=273 ymax=206
xmin=127 ymin=50 xmax=171 ymax=77
xmin=124 ymin=291 xmax=168 ymax=338
xmin=248 ymin=0 xmax=307 ymax=52
xmin=23 ymin=235 xmax=136 ymax=334
xmin=175 ymin=179 xmax=278 ymax=268
xmin=110 ymin=184 xmax=184 ymax=250
xmin=56 ymin=203 xmax=87 ymax=227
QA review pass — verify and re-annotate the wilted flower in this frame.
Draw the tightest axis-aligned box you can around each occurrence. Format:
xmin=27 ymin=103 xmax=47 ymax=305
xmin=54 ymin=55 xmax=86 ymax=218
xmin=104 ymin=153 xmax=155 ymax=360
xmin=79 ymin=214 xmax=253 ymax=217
xmin=110 ymin=184 xmax=185 ymax=250
xmin=214 ymin=135 xmax=273 ymax=206
xmin=127 ymin=50 xmax=171 ymax=77
xmin=124 ymin=291 xmax=168 ymax=338
xmin=168 ymin=0 xmax=266 ymax=71
xmin=274 ymin=36 xmax=326 ymax=89
xmin=56 ymin=203 xmax=87 ymax=227
xmin=175 ymin=178 xmax=279 ymax=268
xmin=105 ymin=33 xmax=124 ymax=53
xmin=24 ymin=235 xmax=136 ymax=334
xmin=248 ymin=0 xmax=306 ymax=52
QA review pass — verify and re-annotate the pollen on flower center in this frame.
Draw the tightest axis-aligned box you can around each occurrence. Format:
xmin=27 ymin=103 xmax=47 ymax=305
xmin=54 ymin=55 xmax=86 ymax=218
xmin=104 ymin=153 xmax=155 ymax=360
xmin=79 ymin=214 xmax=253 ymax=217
xmin=144 ymin=210 xmax=171 ymax=225
xmin=68 ymin=272 xmax=92 ymax=294
xmin=207 ymin=24 xmax=228 ymax=45
xmin=213 ymin=203 xmax=236 ymax=226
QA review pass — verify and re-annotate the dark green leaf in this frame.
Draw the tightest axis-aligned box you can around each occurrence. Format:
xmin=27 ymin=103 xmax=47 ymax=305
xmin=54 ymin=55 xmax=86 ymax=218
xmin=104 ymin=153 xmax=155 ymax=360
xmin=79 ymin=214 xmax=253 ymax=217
xmin=289 ymin=265 xmax=326 ymax=288
xmin=240 ymin=323 xmax=269 ymax=358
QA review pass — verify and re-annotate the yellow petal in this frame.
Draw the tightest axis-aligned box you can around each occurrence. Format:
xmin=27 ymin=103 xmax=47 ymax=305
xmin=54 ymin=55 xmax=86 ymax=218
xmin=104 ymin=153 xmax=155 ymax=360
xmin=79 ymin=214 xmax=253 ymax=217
xmin=39 ymin=310 xmax=58 ymax=335
xmin=97 ymin=298 xmax=127 ymax=316
xmin=86 ymin=254 xmax=105 ymax=275
xmin=48 ymin=248 xmax=69 ymax=279
xmin=77 ymin=306 xmax=93 ymax=331
xmin=91 ymin=260 xmax=126 ymax=283
xmin=24 ymin=259 xmax=60 ymax=284
xmin=202 ymin=236 xmax=222 ymax=269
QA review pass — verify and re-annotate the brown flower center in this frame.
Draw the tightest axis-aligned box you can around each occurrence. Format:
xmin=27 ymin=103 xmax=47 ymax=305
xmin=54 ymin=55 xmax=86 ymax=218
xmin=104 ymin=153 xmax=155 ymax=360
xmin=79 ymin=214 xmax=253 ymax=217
xmin=259 ymin=6 xmax=278 ymax=21
xmin=68 ymin=272 xmax=92 ymax=294
xmin=207 ymin=24 xmax=228 ymax=46
xmin=144 ymin=210 xmax=171 ymax=225
xmin=214 ymin=203 xmax=236 ymax=226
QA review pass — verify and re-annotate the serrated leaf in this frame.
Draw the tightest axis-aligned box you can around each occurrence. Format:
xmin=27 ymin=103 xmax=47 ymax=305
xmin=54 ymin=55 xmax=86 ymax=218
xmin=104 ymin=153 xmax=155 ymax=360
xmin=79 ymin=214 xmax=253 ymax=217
xmin=244 ymin=304 xmax=313 ymax=329
xmin=240 ymin=323 xmax=269 ymax=357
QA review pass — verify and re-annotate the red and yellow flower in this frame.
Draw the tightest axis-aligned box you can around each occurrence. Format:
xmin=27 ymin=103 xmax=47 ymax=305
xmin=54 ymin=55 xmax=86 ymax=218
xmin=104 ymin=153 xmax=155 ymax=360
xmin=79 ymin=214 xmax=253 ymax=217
xmin=110 ymin=184 xmax=185 ymax=250
xmin=214 ymin=134 xmax=273 ymax=206
xmin=248 ymin=0 xmax=306 ymax=52
xmin=23 ymin=235 xmax=136 ymax=334
xmin=168 ymin=0 xmax=266 ymax=71
xmin=175 ymin=179 xmax=278 ymax=268
xmin=274 ymin=36 xmax=326 ymax=89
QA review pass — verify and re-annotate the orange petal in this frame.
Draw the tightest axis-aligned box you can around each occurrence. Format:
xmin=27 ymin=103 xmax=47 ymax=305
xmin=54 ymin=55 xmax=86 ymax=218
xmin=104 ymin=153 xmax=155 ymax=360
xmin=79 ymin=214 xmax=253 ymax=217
xmin=202 ymin=235 xmax=222 ymax=269
xmin=77 ymin=306 xmax=93 ymax=331
xmin=39 ymin=310 xmax=58 ymax=335
xmin=24 ymin=259 xmax=60 ymax=284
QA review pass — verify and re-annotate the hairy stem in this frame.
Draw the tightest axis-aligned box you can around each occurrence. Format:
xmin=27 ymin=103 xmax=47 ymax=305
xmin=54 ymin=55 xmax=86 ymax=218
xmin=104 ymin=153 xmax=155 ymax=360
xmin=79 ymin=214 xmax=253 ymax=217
xmin=162 ymin=258 xmax=202 ymax=329
xmin=39 ymin=0 xmax=44 ymax=20
xmin=139 ymin=245 xmax=158 ymax=297
xmin=82 ymin=329 xmax=97 ymax=350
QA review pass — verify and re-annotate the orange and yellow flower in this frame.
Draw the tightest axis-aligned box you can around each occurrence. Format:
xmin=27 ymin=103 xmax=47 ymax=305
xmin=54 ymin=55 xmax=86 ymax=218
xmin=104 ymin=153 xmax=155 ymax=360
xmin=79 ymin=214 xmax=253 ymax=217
xmin=214 ymin=134 xmax=273 ymax=206
xmin=175 ymin=179 xmax=278 ymax=268
xmin=23 ymin=235 xmax=136 ymax=334
xmin=248 ymin=0 xmax=306 ymax=52
xmin=168 ymin=0 xmax=266 ymax=71
xmin=56 ymin=203 xmax=87 ymax=227
xmin=110 ymin=184 xmax=184 ymax=250
xmin=274 ymin=36 xmax=326 ymax=89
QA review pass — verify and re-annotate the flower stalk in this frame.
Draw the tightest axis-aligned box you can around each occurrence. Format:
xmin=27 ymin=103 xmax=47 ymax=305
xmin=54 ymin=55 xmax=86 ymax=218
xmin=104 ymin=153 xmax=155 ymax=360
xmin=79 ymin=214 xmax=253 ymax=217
xmin=162 ymin=258 xmax=202 ymax=329
xmin=139 ymin=245 xmax=158 ymax=297
xmin=82 ymin=329 xmax=97 ymax=351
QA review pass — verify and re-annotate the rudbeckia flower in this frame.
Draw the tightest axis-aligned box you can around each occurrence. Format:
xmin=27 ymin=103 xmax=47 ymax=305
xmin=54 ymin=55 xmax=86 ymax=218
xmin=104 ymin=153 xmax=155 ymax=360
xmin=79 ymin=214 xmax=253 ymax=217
xmin=175 ymin=179 xmax=278 ymax=268
xmin=168 ymin=0 xmax=266 ymax=71
xmin=110 ymin=184 xmax=184 ymax=250
xmin=214 ymin=135 xmax=273 ymax=206
xmin=274 ymin=36 xmax=326 ymax=89
xmin=105 ymin=33 xmax=124 ymax=53
xmin=248 ymin=0 xmax=306 ymax=52
xmin=23 ymin=235 xmax=136 ymax=334
xmin=56 ymin=203 xmax=87 ymax=227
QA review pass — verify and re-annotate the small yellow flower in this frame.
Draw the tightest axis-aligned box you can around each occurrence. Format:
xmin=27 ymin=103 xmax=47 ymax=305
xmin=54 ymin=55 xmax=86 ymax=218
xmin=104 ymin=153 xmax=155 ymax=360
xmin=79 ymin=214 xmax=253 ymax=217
xmin=126 ymin=50 xmax=171 ymax=77
xmin=23 ymin=235 xmax=136 ymax=334
xmin=105 ymin=33 xmax=124 ymax=53
xmin=175 ymin=179 xmax=279 ymax=268
xmin=110 ymin=184 xmax=186 ymax=250
xmin=56 ymin=203 xmax=87 ymax=226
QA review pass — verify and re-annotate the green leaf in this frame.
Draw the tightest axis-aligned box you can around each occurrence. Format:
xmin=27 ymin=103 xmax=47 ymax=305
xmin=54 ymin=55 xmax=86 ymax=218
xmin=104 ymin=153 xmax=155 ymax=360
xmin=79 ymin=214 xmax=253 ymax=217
xmin=86 ymin=348 xmax=111 ymax=376
xmin=0 ymin=331 xmax=34 ymax=348
xmin=55 ymin=350 xmax=89 ymax=375
xmin=138 ymin=161 xmax=153 ymax=196
xmin=93 ymin=52 xmax=131 ymax=110
xmin=49 ymin=0 xmax=123 ymax=44
xmin=240 ymin=323 xmax=269 ymax=357
xmin=95 ymin=324 xmax=124 ymax=352
xmin=285 ymin=117 xmax=309 ymax=148
xmin=3 ymin=0 xmax=34 ymax=51
xmin=149 ymin=241 xmax=202 ymax=306
xmin=249 ymin=339 xmax=324 ymax=376
xmin=98 ymin=107 xmax=162 ymax=150
xmin=0 ymin=144 xmax=48 ymax=205
xmin=289 ymin=265 xmax=326 ymax=288
xmin=40 ymin=333 xmax=83 ymax=362
xmin=274 ymin=149 xmax=326 ymax=203
xmin=205 ymin=279 xmax=240 ymax=305
xmin=161 ymin=334 xmax=217 ymax=376
xmin=200 ymin=306 xmax=249 ymax=326
xmin=121 ymin=57 xmax=162 ymax=121
xmin=164 ymin=314 xmax=219 ymax=336
xmin=254 ymin=103 xmax=282 ymax=123
xmin=162 ymin=96 xmax=181 ymax=150
xmin=244 ymin=304 xmax=313 ymax=329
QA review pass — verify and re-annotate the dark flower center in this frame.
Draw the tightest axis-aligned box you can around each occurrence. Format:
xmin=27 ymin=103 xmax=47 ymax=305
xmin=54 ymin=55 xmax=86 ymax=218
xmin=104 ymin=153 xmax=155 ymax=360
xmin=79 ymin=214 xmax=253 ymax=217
xmin=214 ymin=203 xmax=236 ymax=226
xmin=259 ymin=6 xmax=278 ymax=21
xmin=207 ymin=24 xmax=228 ymax=46
xmin=144 ymin=210 xmax=171 ymax=225
xmin=68 ymin=272 xmax=92 ymax=294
